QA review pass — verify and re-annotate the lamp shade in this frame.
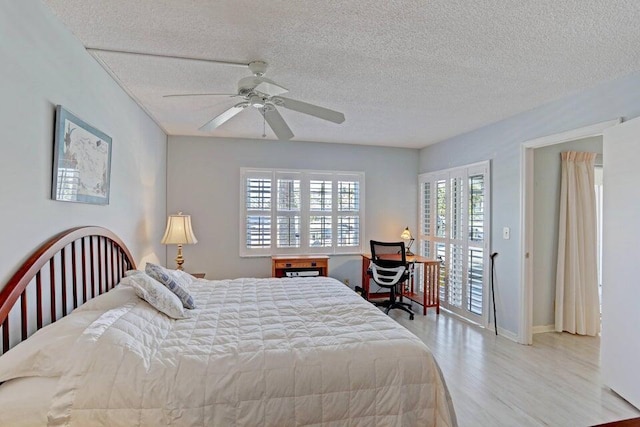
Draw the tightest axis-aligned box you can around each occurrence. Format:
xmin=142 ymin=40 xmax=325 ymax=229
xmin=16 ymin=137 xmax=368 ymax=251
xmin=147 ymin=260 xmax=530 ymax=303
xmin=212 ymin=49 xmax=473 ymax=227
xmin=161 ymin=213 xmax=198 ymax=245
xmin=400 ymin=227 xmax=412 ymax=240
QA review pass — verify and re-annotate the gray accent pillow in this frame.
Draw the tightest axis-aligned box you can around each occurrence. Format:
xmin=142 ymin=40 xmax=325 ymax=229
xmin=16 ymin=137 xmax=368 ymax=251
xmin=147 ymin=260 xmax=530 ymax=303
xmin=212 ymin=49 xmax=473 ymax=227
xmin=145 ymin=263 xmax=196 ymax=309
xmin=171 ymin=269 xmax=195 ymax=288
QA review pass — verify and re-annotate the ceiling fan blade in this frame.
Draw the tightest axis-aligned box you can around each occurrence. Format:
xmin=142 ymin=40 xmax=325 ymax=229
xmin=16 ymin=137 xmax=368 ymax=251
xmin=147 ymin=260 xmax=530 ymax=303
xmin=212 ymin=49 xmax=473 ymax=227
xmin=254 ymin=78 xmax=288 ymax=96
xmin=277 ymin=97 xmax=345 ymax=124
xmin=263 ymin=107 xmax=294 ymax=140
xmin=199 ymin=103 xmax=247 ymax=132
xmin=163 ymin=93 xmax=237 ymax=98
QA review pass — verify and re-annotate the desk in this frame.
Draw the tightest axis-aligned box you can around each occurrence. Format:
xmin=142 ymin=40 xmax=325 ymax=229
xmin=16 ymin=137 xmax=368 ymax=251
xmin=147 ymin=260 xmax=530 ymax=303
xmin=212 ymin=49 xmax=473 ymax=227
xmin=361 ymin=254 xmax=440 ymax=315
xmin=272 ymin=255 xmax=329 ymax=278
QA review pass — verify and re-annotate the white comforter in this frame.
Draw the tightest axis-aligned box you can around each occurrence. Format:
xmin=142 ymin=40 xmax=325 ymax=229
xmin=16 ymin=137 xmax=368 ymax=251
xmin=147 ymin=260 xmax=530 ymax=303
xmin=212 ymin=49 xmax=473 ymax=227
xmin=47 ymin=277 xmax=456 ymax=426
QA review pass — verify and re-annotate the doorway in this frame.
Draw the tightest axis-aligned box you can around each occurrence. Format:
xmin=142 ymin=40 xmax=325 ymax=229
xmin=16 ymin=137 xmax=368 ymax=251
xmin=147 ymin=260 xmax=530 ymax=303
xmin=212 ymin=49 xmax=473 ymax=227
xmin=519 ymin=119 xmax=620 ymax=345
xmin=531 ymin=138 xmax=603 ymax=334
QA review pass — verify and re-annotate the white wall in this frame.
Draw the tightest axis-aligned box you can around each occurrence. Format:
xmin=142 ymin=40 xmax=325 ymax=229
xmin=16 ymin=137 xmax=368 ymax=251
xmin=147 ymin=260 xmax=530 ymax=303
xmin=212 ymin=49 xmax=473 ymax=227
xmin=420 ymin=70 xmax=640 ymax=338
xmin=167 ymin=136 xmax=418 ymax=285
xmin=0 ymin=0 xmax=167 ymax=287
xmin=532 ymin=136 xmax=602 ymax=328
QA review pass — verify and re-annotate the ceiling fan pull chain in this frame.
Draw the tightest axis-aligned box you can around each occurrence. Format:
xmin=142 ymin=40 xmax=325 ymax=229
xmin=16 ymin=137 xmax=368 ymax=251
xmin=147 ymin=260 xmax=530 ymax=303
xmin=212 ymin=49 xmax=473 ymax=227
xmin=262 ymin=107 xmax=267 ymax=138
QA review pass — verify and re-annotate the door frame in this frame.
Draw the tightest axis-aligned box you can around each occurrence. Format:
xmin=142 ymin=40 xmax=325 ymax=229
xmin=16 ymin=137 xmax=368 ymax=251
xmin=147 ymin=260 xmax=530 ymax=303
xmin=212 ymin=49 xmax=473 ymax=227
xmin=518 ymin=119 xmax=621 ymax=345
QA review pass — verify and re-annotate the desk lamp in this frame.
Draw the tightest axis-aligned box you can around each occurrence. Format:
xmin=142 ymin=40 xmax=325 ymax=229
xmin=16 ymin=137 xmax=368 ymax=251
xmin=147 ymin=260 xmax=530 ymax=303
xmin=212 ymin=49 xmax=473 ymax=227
xmin=400 ymin=227 xmax=415 ymax=256
xmin=161 ymin=212 xmax=198 ymax=270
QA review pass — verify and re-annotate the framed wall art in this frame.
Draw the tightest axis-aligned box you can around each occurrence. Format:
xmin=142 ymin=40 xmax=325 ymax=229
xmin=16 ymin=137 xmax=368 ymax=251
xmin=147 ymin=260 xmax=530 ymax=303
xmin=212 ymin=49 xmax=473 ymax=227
xmin=51 ymin=105 xmax=112 ymax=205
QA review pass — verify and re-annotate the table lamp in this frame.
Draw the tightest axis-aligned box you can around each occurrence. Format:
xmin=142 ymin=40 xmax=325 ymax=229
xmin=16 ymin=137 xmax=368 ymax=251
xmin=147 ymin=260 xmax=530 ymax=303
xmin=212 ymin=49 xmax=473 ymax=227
xmin=400 ymin=226 xmax=415 ymax=256
xmin=161 ymin=212 xmax=198 ymax=270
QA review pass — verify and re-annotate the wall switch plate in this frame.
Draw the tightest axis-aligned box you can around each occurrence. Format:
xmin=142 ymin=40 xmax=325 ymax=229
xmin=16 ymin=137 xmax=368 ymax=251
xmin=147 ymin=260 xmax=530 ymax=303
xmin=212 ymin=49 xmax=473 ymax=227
xmin=503 ymin=227 xmax=510 ymax=239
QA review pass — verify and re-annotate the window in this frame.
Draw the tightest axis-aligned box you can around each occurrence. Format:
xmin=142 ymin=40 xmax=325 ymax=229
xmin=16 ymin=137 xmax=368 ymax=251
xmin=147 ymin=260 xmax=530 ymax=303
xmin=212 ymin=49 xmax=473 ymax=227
xmin=419 ymin=161 xmax=490 ymax=325
xmin=241 ymin=168 xmax=364 ymax=256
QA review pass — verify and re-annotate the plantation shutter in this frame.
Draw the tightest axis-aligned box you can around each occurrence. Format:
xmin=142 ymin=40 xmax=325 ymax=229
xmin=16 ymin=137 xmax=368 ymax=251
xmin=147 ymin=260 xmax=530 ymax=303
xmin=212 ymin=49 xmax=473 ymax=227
xmin=244 ymin=170 xmax=273 ymax=255
xmin=419 ymin=161 xmax=490 ymax=325
xmin=241 ymin=168 xmax=364 ymax=256
xmin=276 ymin=172 xmax=301 ymax=248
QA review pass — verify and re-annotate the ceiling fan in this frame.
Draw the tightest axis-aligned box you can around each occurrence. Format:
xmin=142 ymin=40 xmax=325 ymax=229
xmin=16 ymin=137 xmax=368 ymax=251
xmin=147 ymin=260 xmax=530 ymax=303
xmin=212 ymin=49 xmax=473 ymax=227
xmin=164 ymin=61 xmax=345 ymax=140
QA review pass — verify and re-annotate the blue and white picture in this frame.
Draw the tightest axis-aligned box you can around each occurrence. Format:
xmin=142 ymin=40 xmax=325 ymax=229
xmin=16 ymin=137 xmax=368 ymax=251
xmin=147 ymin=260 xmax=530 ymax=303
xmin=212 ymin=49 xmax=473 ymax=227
xmin=52 ymin=106 xmax=112 ymax=205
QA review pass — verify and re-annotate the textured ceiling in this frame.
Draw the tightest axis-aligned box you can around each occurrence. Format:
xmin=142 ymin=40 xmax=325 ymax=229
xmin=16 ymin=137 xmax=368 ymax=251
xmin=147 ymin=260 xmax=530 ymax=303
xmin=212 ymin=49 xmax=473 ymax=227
xmin=43 ymin=0 xmax=640 ymax=148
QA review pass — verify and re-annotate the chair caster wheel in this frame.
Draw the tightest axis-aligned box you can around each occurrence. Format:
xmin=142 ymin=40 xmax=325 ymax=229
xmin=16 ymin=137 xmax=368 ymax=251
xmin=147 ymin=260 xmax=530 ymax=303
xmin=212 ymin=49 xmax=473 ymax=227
xmin=410 ymin=314 xmax=414 ymax=320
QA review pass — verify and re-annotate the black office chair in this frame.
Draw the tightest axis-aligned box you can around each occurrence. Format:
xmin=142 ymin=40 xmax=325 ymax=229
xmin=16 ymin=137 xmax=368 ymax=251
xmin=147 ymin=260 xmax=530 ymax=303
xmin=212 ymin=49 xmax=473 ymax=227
xmin=369 ymin=240 xmax=415 ymax=320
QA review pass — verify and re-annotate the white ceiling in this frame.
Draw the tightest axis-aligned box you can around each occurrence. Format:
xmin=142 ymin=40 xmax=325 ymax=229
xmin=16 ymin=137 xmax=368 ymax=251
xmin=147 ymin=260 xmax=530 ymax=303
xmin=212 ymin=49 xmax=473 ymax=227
xmin=43 ymin=0 xmax=640 ymax=149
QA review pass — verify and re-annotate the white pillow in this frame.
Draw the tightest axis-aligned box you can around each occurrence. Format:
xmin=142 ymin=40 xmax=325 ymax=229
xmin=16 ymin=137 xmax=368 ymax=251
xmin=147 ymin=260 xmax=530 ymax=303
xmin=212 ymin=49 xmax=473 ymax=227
xmin=74 ymin=284 xmax=137 ymax=313
xmin=121 ymin=275 xmax=186 ymax=319
xmin=125 ymin=269 xmax=145 ymax=277
xmin=0 ymin=311 xmax=101 ymax=382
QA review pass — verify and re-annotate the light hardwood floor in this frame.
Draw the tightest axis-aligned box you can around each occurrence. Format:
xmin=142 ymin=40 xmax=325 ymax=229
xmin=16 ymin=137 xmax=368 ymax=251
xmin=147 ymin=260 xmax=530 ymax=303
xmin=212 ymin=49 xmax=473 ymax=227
xmin=389 ymin=309 xmax=640 ymax=427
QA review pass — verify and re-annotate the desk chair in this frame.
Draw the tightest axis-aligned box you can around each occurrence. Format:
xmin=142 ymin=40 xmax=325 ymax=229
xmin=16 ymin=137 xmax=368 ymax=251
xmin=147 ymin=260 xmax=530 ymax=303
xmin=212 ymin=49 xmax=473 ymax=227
xmin=369 ymin=240 xmax=415 ymax=320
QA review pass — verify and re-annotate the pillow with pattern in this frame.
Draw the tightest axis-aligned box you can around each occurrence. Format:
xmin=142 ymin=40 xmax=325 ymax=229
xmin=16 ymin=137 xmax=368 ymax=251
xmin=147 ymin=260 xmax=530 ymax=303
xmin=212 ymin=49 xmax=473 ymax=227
xmin=120 ymin=275 xmax=186 ymax=319
xmin=145 ymin=263 xmax=196 ymax=309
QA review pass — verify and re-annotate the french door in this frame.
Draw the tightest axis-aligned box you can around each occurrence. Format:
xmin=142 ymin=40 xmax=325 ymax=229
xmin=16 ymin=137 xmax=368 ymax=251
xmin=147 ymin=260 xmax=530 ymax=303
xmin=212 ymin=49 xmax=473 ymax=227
xmin=419 ymin=161 xmax=490 ymax=325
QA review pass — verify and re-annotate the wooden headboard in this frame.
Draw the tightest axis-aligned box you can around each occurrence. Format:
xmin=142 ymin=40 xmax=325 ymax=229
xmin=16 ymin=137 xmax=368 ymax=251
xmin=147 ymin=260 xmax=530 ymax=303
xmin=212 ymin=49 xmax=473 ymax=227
xmin=0 ymin=226 xmax=135 ymax=354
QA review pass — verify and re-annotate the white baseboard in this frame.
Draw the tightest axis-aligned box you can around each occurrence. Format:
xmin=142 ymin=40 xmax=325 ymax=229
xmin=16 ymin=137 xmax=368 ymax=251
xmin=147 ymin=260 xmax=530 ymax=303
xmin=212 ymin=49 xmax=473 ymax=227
xmin=438 ymin=308 xmax=521 ymax=343
xmin=532 ymin=324 xmax=555 ymax=334
xmin=486 ymin=323 xmax=519 ymax=342
xmin=436 ymin=308 xmax=520 ymax=343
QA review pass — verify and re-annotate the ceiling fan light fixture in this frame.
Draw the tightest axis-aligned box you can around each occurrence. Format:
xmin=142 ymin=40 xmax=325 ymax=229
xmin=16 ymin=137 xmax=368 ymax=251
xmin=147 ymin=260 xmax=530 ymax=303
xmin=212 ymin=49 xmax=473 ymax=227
xmin=238 ymin=76 xmax=288 ymax=97
xmin=249 ymin=95 xmax=265 ymax=108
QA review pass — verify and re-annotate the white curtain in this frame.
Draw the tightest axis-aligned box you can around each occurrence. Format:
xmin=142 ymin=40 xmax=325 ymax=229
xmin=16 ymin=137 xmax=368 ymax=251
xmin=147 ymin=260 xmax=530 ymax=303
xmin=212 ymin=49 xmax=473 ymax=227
xmin=555 ymin=151 xmax=600 ymax=336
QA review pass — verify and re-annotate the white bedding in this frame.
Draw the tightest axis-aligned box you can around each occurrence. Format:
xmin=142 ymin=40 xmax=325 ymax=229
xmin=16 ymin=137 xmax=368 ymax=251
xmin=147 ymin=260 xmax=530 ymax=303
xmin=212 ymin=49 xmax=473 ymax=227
xmin=0 ymin=377 xmax=58 ymax=426
xmin=2 ymin=276 xmax=457 ymax=426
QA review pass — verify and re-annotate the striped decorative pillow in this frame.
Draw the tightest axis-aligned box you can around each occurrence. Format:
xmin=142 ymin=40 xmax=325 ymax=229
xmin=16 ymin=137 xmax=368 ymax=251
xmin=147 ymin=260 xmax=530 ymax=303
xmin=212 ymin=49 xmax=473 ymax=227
xmin=145 ymin=263 xmax=196 ymax=309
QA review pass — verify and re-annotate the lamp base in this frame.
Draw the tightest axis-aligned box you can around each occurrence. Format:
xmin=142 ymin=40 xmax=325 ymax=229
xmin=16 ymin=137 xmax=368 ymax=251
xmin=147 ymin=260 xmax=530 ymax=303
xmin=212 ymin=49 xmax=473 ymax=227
xmin=406 ymin=238 xmax=415 ymax=257
xmin=174 ymin=244 xmax=185 ymax=271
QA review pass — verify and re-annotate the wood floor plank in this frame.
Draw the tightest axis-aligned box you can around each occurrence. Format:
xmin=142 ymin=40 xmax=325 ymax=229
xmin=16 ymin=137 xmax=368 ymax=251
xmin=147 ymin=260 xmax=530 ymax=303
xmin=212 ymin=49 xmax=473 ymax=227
xmin=390 ymin=310 xmax=640 ymax=427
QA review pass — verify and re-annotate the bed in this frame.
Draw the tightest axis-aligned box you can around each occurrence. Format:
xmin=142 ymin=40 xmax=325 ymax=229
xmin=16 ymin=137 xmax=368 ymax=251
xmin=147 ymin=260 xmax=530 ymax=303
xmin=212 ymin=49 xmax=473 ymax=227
xmin=0 ymin=226 xmax=457 ymax=426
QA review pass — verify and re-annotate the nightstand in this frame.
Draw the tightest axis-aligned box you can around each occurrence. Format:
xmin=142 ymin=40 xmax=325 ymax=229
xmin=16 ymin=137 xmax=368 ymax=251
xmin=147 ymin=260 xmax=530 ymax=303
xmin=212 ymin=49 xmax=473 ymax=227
xmin=191 ymin=273 xmax=206 ymax=279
